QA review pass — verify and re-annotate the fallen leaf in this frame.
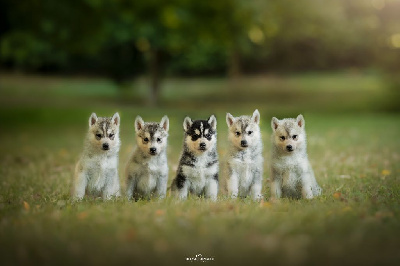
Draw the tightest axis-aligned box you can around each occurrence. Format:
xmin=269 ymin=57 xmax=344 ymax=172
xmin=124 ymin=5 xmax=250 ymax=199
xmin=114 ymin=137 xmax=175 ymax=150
xmin=342 ymin=206 xmax=352 ymax=212
xmin=333 ymin=192 xmax=341 ymax=199
xmin=381 ymin=170 xmax=391 ymax=176
xmin=155 ymin=209 xmax=165 ymax=216
xmin=23 ymin=201 xmax=30 ymax=211
xmin=260 ymin=200 xmax=272 ymax=208
xmin=125 ymin=228 xmax=136 ymax=241
xmin=77 ymin=212 xmax=88 ymax=220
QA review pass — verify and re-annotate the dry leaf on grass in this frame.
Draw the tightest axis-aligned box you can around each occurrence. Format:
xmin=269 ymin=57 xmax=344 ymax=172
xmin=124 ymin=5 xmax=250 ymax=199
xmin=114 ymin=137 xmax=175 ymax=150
xmin=23 ymin=201 xmax=30 ymax=211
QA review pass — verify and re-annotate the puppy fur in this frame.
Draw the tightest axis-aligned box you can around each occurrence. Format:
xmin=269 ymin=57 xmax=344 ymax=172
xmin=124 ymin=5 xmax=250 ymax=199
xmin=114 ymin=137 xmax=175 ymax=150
xmin=171 ymin=116 xmax=219 ymax=201
xmin=270 ymin=114 xmax=322 ymax=199
xmin=72 ymin=112 xmax=121 ymax=200
xmin=225 ymin=109 xmax=264 ymax=200
xmin=125 ymin=116 xmax=169 ymax=200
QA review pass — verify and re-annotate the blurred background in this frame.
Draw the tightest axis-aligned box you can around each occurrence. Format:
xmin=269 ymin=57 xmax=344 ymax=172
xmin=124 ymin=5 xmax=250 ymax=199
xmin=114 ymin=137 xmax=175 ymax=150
xmin=1 ymin=1 xmax=400 ymax=265
xmin=1 ymin=0 xmax=400 ymax=111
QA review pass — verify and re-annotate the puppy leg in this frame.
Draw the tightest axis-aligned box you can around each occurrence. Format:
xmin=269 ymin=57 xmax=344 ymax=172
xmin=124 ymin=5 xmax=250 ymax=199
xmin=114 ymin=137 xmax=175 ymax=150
xmin=103 ymin=168 xmax=120 ymax=200
xmin=250 ymin=167 xmax=263 ymax=201
xmin=172 ymin=173 xmax=189 ymax=200
xmin=155 ymin=173 xmax=168 ymax=199
xmin=205 ymin=177 xmax=218 ymax=201
xmin=73 ymin=167 xmax=87 ymax=200
xmin=227 ymin=168 xmax=239 ymax=199
xmin=126 ymin=174 xmax=137 ymax=200
xmin=301 ymin=172 xmax=314 ymax=199
xmin=270 ymin=168 xmax=282 ymax=200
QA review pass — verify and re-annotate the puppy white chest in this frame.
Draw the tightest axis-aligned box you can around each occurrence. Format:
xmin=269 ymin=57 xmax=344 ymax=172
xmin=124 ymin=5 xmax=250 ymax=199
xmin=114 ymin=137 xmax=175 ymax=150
xmin=182 ymin=154 xmax=217 ymax=194
xmin=137 ymin=159 xmax=160 ymax=193
xmin=87 ymin=156 xmax=115 ymax=192
xmin=232 ymin=158 xmax=253 ymax=187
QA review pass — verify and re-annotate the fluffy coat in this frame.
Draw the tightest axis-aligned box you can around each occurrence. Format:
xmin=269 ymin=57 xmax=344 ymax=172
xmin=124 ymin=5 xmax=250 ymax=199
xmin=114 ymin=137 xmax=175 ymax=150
xmin=125 ymin=116 xmax=169 ymax=200
xmin=171 ymin=116 xmax=219 ymax=201
xmin=224 ymin=109 xmax=263 ymax=200
xmin=270 ymin=114 xmax=322 ymax=199
xmin=72 ymin=112 xmax=121 ymax=200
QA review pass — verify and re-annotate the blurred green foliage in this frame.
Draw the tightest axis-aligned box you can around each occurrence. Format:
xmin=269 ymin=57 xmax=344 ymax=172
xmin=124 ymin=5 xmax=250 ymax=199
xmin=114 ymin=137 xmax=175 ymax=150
xmin=1 ymin=0 xmax=400 ymax=78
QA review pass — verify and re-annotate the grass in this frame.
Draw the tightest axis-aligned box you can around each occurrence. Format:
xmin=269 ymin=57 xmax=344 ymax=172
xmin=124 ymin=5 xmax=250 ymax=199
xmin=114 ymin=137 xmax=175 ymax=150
xmin=0 ymin=72 xmax=400 ymax=265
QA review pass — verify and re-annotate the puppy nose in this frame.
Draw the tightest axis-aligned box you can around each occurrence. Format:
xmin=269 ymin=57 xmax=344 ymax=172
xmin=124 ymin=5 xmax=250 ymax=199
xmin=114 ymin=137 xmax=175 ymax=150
xmin=241 ymin=140 xmax=248 ymax=147
xmin=200 ymin=143 xmax=206 ymax=148
xmin=102 ymin=143 xmax=109 ymax=150
xmin=150 ymin=147 xmax=157 ymax=153
xmin=286 ymin=145 xmax=293 ymax=151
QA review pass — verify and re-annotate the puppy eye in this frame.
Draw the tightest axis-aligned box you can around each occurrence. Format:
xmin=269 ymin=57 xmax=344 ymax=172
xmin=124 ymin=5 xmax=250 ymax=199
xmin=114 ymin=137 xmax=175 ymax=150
xmin=143 ymin=138 xmax=149 ymax=142
xmin=96 ymin=134 xmax=102 ymax=139
xmin=280 ymin=136 xmax=285 ymax=141
xmin=109 ymin=134 xmax=114 ymax=138
xmin=157 ymin=138 xmax=162 ymax=143
xmin=293 ymin=135 xmax=298 ymax=140
xmin=248 ymin=131 xmax=253 ymax=135
xmin=235 ymin=132 xmax=241 ymax=136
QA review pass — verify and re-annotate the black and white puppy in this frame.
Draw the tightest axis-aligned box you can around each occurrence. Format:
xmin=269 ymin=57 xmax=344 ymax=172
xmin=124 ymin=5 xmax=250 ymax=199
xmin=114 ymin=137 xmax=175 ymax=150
xmin=171 ymin=116 xmax=219 ymax=201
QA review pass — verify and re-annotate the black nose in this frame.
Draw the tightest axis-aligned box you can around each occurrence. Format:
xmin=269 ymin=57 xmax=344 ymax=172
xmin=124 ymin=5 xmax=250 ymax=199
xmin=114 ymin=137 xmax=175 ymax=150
xmin=199 ymin=142 xmax=206 ymax=149
xmin=286 ymin=145 xmax=293 ymax=151
xmin=102 ymin=143 xmax=109 ymax=150
xmin=241 ymin=140 xmax=248 ymax=147
xmin=150 ymin=147 xmax=157 ymax=154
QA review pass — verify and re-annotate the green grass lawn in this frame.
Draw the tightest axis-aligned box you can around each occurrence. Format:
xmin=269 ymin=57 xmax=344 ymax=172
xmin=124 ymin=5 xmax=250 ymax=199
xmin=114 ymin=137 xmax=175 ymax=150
xmin=0 ymin=72 xmax=400 ymax=265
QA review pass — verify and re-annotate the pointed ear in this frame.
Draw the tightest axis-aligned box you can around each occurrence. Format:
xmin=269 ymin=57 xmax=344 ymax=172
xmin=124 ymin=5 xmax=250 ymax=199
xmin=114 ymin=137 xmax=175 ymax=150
xmin=252 ymin=109 xmax=260 ymax=125
xmin=208 ymin=115 xmax=217 ymax=131
xmin=89 ymin=113 xmax=98 ymax=127
xmin=135 ymin=116 xmax=144 ymax=132
xmin=183 ymin=116 xmax=193 ymax=132
xmin=160 ymin=115 xmax=169 ymax=132
xmin=226 ymin=113 xmax=235 ymax=127
xmin=296 ymin=114 xmax=305 ymax=128
xmin=271 ymin=117 xmax=279 ymax=131
xmin=112 ymin=112 xmax=120 ymax=127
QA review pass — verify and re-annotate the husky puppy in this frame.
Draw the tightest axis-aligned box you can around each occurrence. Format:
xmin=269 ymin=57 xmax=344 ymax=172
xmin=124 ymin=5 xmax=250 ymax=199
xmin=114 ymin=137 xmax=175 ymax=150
xmin=171 ymin=116 xmax=219 ymax=201
xmin=270 ymin=114 xmax=322 ymax=199
xmin=73 ymin=112 xmax=121 ymax=200
xmin=225 ymin=109 xmax=263 ymax=200
xmin=125 ymin=116 xmax=169 ymax=200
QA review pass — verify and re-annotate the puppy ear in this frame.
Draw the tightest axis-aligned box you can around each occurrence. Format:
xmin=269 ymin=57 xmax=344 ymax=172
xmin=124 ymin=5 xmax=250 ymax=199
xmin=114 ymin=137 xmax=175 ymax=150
xmin=226 ymin=113 xmax=235 ymax=127
xmin=112 ymin=112 xmax=120 ymax=127
xmin=160 ymin=115 xmax=169 ymax=132
xmin=183 ymin=116 xmax=193 ymax=132
xmin=89 ymin=113 xmax=98 ymax=127
xmin=296 ymin=114 xmax=305 ymax=128
xmin=271 ymin=117 xmax=279 ymax=131
xmin=135 ymin=116 xmax=144 ymax=132
xmin=252 ymin=109 xmax=260 ymax=125
xmin=208 ymin=115 xmax=217 ymax=131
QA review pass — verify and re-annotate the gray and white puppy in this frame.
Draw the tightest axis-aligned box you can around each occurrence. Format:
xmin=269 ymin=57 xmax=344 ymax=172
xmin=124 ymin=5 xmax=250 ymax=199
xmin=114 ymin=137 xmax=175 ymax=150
xmin=171 ymin=116 xmax=219 ymax=201
xmin=225 ymin=109 xmax=263 ymax=200
xmin=72 ymin=112 xmax=121 ymax=200
xmin=270 ymin=114 xmax=322 ymax=199
xmin=125 ymin=116 xmax=169 ymax=200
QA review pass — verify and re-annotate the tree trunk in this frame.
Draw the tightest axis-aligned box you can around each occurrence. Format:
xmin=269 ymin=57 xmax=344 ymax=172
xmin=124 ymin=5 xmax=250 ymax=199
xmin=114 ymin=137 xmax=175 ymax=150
xmin=148 ymin=49 xmax=161 ymax=106
xmin=228 ymin=48 xmax=241 ymax=79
